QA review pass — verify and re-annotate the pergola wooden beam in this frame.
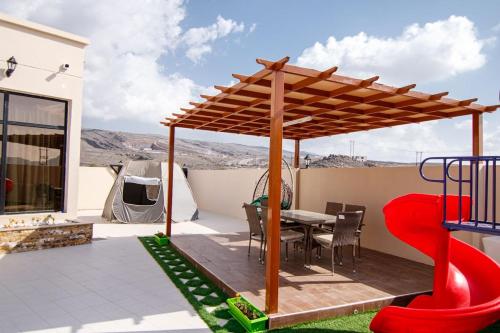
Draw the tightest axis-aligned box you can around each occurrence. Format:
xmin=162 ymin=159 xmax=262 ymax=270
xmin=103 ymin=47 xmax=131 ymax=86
xmin=201 ymin=73 xmax=377 ymax=133
xmin=256 ymin=57 xmax=290 ymax=70
xmin=177 ymin=62 xmax=280 ymax=122
xmin=203 ymin=79 xmax=469 ymax=124
xmin=241 ymin=104 xmax=455 ymax=137
xmin=241 ymin=82 xmax=447 ymax=115
xmin=230 ymin=74 xmax=483 ymax=112
xmin=169 ymin=108 xmax=491 ymax=140
xmin=197 ymin=88 xmax=454 ymax=121
xmin=170 ymin=105 xmax=489 ymax=141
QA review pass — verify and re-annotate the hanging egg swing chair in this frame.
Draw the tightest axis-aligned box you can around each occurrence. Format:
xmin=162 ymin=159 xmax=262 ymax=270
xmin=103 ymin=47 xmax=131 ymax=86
xmin=251 ymin=159 xmax=293 ymax=210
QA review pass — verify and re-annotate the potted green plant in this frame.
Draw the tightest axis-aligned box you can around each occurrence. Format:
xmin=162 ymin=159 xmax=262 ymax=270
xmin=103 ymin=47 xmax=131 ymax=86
xmin=154 ymin=232 xmax=169 ymax=246
xmin=227 ymin=294 xmax=268 ymax=332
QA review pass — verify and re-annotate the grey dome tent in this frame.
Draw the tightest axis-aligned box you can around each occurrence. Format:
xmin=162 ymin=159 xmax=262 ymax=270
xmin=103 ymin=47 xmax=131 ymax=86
xmin=102 ymin=160 xmax=198 ymax=223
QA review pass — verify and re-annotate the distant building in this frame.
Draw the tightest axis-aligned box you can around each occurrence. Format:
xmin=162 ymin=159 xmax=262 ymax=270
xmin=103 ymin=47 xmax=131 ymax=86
xmin=0 ymin=13 xmax=89 ymax=223
xmin=352 ymin=156 xmax=367 ymax=162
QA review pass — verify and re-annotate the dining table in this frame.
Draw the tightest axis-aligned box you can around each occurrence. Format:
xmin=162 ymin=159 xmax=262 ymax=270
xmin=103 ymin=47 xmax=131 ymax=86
xmin=280 ymin=209 xmax=337 ymax=268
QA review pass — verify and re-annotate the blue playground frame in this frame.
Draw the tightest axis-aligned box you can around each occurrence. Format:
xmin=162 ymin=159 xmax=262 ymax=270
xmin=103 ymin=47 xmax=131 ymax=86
xmin=419 ymin=156 xmax=499 ymax=235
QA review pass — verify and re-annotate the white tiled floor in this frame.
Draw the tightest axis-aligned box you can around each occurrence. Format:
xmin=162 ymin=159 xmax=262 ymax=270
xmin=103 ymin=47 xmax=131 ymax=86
xmin=0 ymin=211 xmax=246 ymax=333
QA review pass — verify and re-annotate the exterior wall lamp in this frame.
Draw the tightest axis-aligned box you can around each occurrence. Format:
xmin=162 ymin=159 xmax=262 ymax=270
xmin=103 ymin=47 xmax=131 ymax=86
xmin=6 ymin=56 xmax=17 ymax=77
xmin=304 ymin=154 xmax=311 ymax=168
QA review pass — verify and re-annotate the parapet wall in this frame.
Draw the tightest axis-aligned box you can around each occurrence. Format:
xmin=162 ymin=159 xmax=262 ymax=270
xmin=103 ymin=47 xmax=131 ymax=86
xmin=188 ymin=165 xmax=499 ymax=264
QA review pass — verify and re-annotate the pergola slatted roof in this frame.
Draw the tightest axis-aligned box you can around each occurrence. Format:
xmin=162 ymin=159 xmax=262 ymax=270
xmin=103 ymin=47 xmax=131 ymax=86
xmin=162 ymin=57 xmax=499 ymax=140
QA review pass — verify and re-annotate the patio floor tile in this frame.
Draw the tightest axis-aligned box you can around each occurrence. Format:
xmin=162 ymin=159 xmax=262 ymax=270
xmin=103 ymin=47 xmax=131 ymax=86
xmin=0 ymin=232 xmax=211 ymax=332
xmin=172 ymin=227 xmax=434 ymax=328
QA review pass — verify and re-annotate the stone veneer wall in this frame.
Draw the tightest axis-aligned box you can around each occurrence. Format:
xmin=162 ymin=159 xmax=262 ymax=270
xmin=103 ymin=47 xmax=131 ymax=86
xmin=0 ymin=223 xmax=93 ymax=254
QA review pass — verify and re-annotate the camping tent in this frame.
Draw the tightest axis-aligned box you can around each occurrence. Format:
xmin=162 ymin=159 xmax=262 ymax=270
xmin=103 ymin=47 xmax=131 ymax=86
xmin=102 ymin=160 xmax=198 ymax=223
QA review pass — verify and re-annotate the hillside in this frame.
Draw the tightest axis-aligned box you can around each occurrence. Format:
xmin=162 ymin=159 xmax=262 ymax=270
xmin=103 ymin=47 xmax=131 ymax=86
xmin=80 ymin=129 xmax=405 ymax=169
xmin=310 ymin=154 xmax=407 ymax=168
xmin=81 ymin=129 xmax=305 ymax=169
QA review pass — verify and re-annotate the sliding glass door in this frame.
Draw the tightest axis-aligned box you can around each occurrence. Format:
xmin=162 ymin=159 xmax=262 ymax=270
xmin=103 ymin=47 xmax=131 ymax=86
xmin=0 ymin=91 xmax=67 ymax=214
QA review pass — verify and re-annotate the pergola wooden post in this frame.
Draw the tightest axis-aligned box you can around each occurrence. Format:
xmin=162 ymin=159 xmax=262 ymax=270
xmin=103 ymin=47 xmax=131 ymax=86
xmin=166 ymin=125 xmax=175 ymax=237
xmin=293 ymin=139 xmax=301 ymax=209
xmin=293 ymin=139 xmax=300 ymax=168
xmin=472 ymin=113 xmax=483 ymax=156
xmin=471 ymin=112 xmax=484 ymax=249
xmin=265 ymin=68 xmax=285 ymax=314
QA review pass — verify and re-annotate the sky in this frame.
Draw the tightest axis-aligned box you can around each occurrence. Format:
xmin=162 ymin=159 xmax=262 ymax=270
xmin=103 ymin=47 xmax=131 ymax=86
xmin=1 ymin=0 xmax=499 ymax=162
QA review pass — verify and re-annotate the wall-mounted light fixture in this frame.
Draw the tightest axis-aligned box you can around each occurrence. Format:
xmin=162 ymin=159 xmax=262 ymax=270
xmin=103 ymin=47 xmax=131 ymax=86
xmin=6 ymin=56 xmax=17 ymax=77
xmin=304 ymin=154 xmax=311 ymax=169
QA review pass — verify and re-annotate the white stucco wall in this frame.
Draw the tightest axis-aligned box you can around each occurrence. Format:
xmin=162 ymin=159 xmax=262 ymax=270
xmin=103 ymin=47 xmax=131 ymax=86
xmin=0 ymin=13 xmax=88 ymax=222
xmin=188 ymin=168 xmax=265 ymax=220
xmin=77 ymin=167 xmax=116 ymax=213
xmin=76 ymin=163 xmax=496 ymax=264
xmin=187 ymin=166 xmax=498 ymax=264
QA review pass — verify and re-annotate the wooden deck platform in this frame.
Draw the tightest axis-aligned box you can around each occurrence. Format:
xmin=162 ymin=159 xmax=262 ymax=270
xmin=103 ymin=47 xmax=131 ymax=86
xmin=172 ymin=231 xmax=433 ymax=329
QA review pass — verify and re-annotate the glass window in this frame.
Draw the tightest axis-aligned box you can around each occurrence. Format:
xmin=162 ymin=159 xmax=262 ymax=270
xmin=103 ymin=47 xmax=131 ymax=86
xmin=1 ymin=104 xmax=3 ymax=204
xmin=4 ymin=126 xmax=64 ymax=213
xmin=8 ymin=94 xmax=65 ymax=126
xmin=0 ymin=124 xmax=3 ymax=174
xmin=1 ymin=92 xmax=67 ymax=214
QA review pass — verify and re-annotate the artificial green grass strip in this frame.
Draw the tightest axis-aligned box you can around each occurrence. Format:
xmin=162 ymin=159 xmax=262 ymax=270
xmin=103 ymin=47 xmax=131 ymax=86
xmin=139 ymin=236 xmax=245 ymax=333
xmin=272 ymin=311 xmax=377 ymax=333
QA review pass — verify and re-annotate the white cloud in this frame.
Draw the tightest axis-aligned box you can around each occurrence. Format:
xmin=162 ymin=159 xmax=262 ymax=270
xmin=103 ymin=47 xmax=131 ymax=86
xmin=493 ymin=23 xmax=500 ymax=32
xmin=182 ymin=15 xmax=245 ymax=62
xmin=0 ymin=0 xmax=246 ymax=123
xmin=302 ymin=120 xmax=474 ymax=162
xmin=249 ymin=23 xmax=257 ymax=33
xmin=485 ymin=127 xmax=500 ymax=154
xmin=454 ymin=119 xmax=472 ymax=130
xmin=297 ymin=16 xmax=494 ymax=85
xmin=452 ymin=118 xmax=500 ymax=156
xmin=482 ymin=120 xmax=500 ymax=155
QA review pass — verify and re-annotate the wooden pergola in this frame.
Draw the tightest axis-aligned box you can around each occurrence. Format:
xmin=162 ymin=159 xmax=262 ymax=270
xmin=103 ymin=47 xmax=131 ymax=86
xmin=161 ymin=57 xmax=499 ymax=314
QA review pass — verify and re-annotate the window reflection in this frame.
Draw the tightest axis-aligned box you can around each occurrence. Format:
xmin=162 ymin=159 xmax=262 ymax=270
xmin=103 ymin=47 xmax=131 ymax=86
xmin=8 ymin=94 xmax=65 ymax=126
xmin=5 ymin=126 xmax=64 ymax=212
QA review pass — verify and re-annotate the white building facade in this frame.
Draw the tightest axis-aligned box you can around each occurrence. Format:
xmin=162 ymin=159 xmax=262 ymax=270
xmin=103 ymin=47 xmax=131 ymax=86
xmin=0 ymin=13 xmax=88 ymax=223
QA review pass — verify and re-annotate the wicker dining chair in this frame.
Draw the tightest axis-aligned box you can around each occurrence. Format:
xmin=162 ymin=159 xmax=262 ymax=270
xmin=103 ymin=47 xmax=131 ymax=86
xmin=312 ymin=211 xmax=363 ymax=274
xmin=325 ymin=201 xmax=344 ymax=215
xmin=243 ymin=203 xmax=265 ymax=262
xmin=344 ymin=204 xmax=366 ymax=258
xmin=260 ymin=207 xmax=305 ymax=262
xmin=323 ymin=202 xmax=344 ymax=231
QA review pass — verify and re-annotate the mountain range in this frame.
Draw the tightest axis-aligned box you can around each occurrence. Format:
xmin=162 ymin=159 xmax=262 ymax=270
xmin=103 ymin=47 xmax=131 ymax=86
xmin=80 ymin=128 xmax=404 ymax=169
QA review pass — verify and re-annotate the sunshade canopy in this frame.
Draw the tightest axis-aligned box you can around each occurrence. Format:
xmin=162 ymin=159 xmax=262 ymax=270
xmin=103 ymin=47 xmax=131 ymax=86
xmin=162 ymin=57 xmax=499 ymax=140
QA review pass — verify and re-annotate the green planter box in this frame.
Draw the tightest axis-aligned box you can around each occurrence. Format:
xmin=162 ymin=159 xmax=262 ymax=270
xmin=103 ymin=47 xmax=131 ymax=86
xmin=154 ymin=235 xmax=169 ymax=246
xmin=227 ymin=296 xmax=268 ymax=332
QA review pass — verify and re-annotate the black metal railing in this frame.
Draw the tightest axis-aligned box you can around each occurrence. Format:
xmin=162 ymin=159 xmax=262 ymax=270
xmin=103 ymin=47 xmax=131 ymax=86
xmin=419 ymin=156 xmax=499 ymax=235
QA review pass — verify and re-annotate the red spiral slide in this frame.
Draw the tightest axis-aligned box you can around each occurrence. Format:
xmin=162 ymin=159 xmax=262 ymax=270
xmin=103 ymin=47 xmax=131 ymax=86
xmin=370 ymin=194 xmax=500 ymax=333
